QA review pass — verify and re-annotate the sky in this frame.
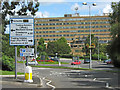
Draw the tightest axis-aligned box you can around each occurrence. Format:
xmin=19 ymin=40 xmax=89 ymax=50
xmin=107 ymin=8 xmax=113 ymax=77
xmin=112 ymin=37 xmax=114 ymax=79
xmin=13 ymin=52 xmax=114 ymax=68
xmin=34 ymin=0 xmax=120 ymax=18
xmin=3 ymin=0 xmax=120 ymax=33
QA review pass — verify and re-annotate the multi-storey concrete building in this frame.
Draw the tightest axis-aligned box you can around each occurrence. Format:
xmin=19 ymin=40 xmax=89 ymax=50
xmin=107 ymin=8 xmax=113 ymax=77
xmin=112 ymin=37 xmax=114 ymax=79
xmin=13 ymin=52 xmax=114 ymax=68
xmin=34 ymin=14 xmax=111 ymax=56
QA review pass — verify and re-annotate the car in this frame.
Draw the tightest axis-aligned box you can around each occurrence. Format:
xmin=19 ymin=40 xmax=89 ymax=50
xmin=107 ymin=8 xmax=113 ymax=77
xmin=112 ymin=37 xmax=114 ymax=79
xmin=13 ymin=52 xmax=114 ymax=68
xmin=106 ymin=59 xmax=112 ymax=64
xmin=52 ymin=58 xmax=59 ymax=62
xmin=103 ymin=59 xmax=110 ymax=63
xmin=71 ymin=60 xmax=81 ymax=65
xmin=28 ymin=61 xmax=38 ymax=65
xmin=84 ymin=59 xmax=90 ymax=63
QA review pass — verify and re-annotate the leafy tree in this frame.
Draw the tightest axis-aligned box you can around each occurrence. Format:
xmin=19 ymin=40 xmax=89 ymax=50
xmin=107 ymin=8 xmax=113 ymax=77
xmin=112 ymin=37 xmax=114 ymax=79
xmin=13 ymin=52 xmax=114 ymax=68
xmin=37 ymin=38 xmax=46 ymax=56
xmin=83 ymin=34 xmax=98 ymax=55
xmin=2 ymin=54 xmax=15 ymax=71
xmin=2 ymin=1 xmax=39 ymax=32
xmin=57 ymin=37 xmax=71 ymax=54
xmin=107 ymin=2 xmax=120 ymax=68
xmin=47 ymin=37 xmax=71 ymax=55
xmin=1 ymin=1 xmax=40 ymax=70
xmin=47 ymin=41 xmax=58 ymax=55
xmin=99 ymin=43 xmax=107 ymax=55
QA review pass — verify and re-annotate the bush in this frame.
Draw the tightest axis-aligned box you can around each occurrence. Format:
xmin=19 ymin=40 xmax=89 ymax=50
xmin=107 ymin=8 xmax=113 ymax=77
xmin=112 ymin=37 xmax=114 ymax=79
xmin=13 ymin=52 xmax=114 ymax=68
xmin=59 ymin=54 xmax=73 ymax=58
xmin=99 ymin=54 xmax=107 ymax=60
xmin=2 ymin=55 xmax=15 ymax=71
xmin=36 ymin=57 xmax=41 ymax=60
xmin=84 ymin=55 xmax=90 ymax=59
xmin=92 ymin=54 xmax=98 ymax=60
xmin=84 ymin=54 xmax=107 ymax=60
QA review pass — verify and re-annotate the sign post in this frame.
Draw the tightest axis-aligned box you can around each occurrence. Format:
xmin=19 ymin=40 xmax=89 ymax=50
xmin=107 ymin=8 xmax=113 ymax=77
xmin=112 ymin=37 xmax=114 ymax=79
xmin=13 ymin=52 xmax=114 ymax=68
xmin=10 ymin=16 xmax=34 ymax=79
xmin=15 ymin=46 xmax=17 ymax=79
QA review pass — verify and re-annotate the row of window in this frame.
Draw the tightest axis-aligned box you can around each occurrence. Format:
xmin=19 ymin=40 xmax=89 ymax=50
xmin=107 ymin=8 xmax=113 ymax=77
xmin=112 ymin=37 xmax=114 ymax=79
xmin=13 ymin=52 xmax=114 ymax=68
xmin=35 ymin=21 xmax=109 ymax=26
xmin=35 ymin=17 xmax=110 ymax=22
xmin=35 ymin=33 xmax=111 ymax=38
xmin=35 ymin=25 xmax=110 ymax=30
xmin=35 ymin=29 xmax=110 ymax=34
xmin=35 ymin=38 xmax=111 ymax=44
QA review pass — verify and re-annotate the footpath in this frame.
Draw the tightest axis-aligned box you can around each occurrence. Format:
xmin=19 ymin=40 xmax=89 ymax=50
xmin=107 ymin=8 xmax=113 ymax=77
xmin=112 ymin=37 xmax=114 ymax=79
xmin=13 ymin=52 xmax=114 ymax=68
xmin=1 ymin=75 xmax=43 ymax=89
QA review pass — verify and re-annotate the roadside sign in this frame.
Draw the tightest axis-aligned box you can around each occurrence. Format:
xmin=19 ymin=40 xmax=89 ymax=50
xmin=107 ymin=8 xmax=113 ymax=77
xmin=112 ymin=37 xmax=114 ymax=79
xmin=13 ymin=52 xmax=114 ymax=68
xmin=10 ymin=16 xmax=34 ymax=45
xmin=20 ymin=48 xmax=34 ymax=56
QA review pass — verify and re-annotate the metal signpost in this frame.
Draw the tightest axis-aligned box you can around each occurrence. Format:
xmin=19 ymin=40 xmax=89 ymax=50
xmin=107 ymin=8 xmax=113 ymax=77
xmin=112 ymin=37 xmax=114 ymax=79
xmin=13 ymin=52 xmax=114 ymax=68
xmin=10 ymin=16 xmax=34 ymax=79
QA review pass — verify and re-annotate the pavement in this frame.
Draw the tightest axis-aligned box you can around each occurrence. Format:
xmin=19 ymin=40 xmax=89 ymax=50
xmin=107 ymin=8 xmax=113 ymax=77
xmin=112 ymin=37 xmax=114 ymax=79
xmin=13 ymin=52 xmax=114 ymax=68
xmin=1 ymin=75 xmax=43 ymax=89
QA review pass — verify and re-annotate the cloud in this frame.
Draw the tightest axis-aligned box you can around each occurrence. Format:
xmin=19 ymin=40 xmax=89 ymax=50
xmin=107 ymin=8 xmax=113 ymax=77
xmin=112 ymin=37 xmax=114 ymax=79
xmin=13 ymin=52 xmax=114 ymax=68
xmin=35 ymin=11 xmax=50 ymax=18
xmin=102 ymin=4 xmax=113 ymax=13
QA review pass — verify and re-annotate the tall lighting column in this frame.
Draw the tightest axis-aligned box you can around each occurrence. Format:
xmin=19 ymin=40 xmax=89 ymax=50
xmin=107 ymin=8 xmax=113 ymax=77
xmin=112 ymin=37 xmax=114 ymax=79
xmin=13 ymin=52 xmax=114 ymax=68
xmin=82 ymin=2 xmax=96 ymax=69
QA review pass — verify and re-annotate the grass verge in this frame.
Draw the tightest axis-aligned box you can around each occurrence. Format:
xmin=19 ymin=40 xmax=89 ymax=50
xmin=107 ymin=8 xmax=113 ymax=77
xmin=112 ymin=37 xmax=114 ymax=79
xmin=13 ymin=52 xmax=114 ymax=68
xmin=31 ymin=65 xmax=92 ymax=70
xmin=38 ymin=62 xmax=69 ymax=64
xmin=0 ymin=70 xmax=24 ymax=75
xmin=17 ymin=61 xmax=69 ymax=64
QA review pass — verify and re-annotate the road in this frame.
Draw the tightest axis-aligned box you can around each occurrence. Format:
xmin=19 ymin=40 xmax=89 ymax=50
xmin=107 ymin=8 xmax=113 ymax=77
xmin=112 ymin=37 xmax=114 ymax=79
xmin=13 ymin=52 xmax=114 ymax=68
xmin=32 ymin=67 xmax=119 ymax=89
xmin=14 ymin=59 xmax=120 ymax=89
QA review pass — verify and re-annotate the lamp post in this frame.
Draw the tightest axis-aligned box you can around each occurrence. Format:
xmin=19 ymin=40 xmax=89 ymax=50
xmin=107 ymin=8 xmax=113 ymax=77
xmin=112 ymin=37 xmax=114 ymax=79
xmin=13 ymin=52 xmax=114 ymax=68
xmin=97 ymin=37 xmax=100 ymax=60
xmin=82 ymin=2 xmax=96 ymax=69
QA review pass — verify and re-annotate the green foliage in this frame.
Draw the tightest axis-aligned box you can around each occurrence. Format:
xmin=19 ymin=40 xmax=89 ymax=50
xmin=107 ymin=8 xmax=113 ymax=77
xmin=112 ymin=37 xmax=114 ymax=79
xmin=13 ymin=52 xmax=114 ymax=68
xmin=2 ymin=55 xmax=15 ymax=71
xmin=107 ymin=2 xmax=120 ymax=68
xmin=84 ymin=56 xmax=90 ymax=59
xmin=1 ymin=1 xmax=40 ymax=70
xmin=2 ymin=1 xmax=40 ymax=32
xmin=92 ymin=54 xmax=107 ymax=60
xmin=59 ymin=54 xmax=73 ymax=58
xmin=0 ymin=70 xmax=24 ymax=75
xmin=47 ymin=37 xmax=71 ymax=55
xmin=47 ymin=41 xmax=58 ymax=54
xmin=92 ymin=54 xmax=98 ymax=60
xmin=110 ymin=23 xmax=120 ymax=38
xmin=36 ymin=57 xmax=41 ymax=60
xmin=2 ymin=34 xmax=15 ymax=58
xmin=99 ymin=43 xmax=107 ymax=55
xmin=107 ymin=37 xmax=120 ymax=67
xmin=83 ymin=34 xmax=98 ymax=55
xmin=99 ymin=54 xmax=107 ymax=60
xmin=37 ymin=38 xmax=46 ymax=56
xmin=40 ymin=52 xmax=48 ymax=60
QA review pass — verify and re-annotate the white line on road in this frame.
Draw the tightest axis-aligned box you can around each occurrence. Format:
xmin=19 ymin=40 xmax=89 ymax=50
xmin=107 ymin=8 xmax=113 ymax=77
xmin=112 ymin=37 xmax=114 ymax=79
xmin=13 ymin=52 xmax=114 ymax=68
xmin=43 ymin=77 xmax=56 ymax=90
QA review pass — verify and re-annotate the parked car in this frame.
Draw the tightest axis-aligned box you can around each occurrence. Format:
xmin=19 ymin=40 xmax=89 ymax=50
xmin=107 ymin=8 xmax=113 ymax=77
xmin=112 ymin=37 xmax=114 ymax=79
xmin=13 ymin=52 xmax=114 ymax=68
xmin=103 ymin=59 xmax=110 ymax=63
xmin=28 ymin=61 xmax=38 ymax=65
xmin=106 ymin=59 xmax=112 ymax=64
xmin=52 ymin=58 xmax=59 ymax=62
xmin=71 ymin=60 xmax=81 ymax=65
xmin=84 ymin=59 xmax=90 ymax=63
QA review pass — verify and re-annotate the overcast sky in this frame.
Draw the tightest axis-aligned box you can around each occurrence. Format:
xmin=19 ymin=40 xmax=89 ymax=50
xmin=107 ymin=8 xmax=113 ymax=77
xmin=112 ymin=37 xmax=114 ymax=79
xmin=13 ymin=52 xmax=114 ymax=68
xmin=3 ymin=0 xmax=120 ymax=33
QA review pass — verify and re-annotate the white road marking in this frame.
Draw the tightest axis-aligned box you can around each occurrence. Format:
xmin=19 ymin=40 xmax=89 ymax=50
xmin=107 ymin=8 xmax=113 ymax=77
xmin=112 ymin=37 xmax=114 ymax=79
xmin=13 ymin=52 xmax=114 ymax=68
xmin=85 ymin=75 xmax=88 ymax=77
xmin=93 ymin=78 xmax=96 ymax=81
xmin=32 ymin=68 xmax=51 ymax=70
xmin=43 ymin=77 xmax=56 ymax=90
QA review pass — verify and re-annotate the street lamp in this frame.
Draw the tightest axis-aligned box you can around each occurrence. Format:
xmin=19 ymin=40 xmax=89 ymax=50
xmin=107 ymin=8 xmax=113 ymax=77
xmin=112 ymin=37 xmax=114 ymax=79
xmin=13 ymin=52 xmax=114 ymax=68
xmin=97 ymin=37 xmax=99 ymax=61
xmin=82 ymin=2 xmax=96 ymax=69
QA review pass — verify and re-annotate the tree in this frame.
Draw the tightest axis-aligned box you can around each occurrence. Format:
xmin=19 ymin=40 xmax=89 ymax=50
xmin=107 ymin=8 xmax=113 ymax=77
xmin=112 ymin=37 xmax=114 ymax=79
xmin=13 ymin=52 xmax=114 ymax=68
xmin=47 ymin=41 xmax=58 ymax=55
xmin=47 ymin=37 xmax=71 ymax=55
xmin=99 ymin=43 xmax=107 ymax=55
xmin=2 ymin=1 xmax=39 ymax=32
xmin=83 ymin=34 xmax=98 ymax=55
xmin=37 ymin=38 xmax=46 ymax=56
xmin=107 ymin=2 xmax=120 ymax=68
xmin=1 ymin=1 xmax=40 ymax=70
